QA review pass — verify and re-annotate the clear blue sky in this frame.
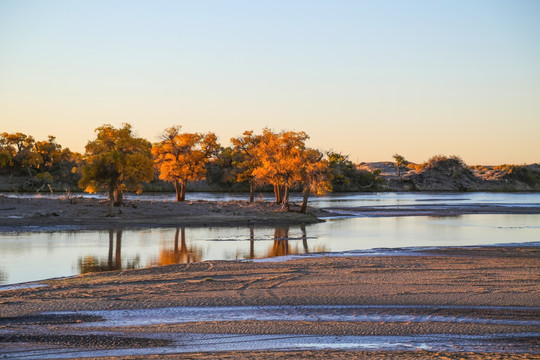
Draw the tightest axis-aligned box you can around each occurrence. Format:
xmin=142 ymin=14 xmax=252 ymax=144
xmin=1 ymin=0 xmax=539 ymax=164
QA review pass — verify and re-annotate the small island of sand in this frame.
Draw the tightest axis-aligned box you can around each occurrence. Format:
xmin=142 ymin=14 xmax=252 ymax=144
xmin=0 ymin=195 xmax=325 ymax=232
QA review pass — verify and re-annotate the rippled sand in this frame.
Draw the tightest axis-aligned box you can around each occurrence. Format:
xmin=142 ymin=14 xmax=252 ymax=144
xmin=1 ymin=245 xmax=539 ymax=358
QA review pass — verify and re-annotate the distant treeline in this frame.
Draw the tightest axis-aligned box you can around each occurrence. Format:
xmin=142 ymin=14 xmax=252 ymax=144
xmin=2 ymin=128 xmax=538 ymax=201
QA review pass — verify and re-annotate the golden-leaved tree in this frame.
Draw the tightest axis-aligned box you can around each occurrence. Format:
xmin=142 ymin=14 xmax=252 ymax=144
xmin=152 ymin=126 xmax=219 ymax=201
xmin=34 ymin=136 xmax=63 ymax=172
xmin=252 ymin=128 xmax=309 ymax=205
xmin=79 ymin=123 xmax=154 ymax=217
xmin=230 ymin=130 xmax=262 ymax=203
xmin=249 ymin=128 xmax=333 ymax=211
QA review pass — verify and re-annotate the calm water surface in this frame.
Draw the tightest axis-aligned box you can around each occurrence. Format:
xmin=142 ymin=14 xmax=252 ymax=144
xmin=4 ymin=191 xmax=540 ymax=207
xmin=1 ymin=193 xmax=539 ymax=285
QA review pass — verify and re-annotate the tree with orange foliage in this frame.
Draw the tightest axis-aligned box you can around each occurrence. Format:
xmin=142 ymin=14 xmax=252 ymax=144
xmin=34 ymin=136 xmax=62 ymax=172
xmin=252 ymin=128 xmax=309 ymax=205
xmin=79 ymin=124 xmax=154 ymax=217
xmin=231 ymin=130 xmax=262 ymax=203
xmin=152 ymin=126 xmax=219 ymax=201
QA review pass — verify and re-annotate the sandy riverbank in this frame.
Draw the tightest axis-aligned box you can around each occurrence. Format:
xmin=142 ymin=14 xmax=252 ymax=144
xmin=0 ymin=195 xmax=325 ymax=232
xmin=2 ymin=195 xmax=540 ymax=232
xmin=1 ymin=246 xmax=539 ymax=359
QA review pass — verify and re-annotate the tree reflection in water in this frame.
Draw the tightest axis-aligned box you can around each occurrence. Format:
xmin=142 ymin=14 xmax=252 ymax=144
xmin=249 ymin=226 xmax=255 ymax=259
xmin=77 ymin=226 xmax=326 ymax=274
xmin=301 ymin=225 xmax=310 ymax=253
xmin=156 ymin=228 xmax=202 ymax=266
xmin=260 ymin=225 xmax=325 ymax=259
xmin=78 ymin=230 xmax=140 ymax=274
xmin=271 ymin=227 xmax=291 ymax=257
xmin=0 ymin=267 xmax=7 ymax=285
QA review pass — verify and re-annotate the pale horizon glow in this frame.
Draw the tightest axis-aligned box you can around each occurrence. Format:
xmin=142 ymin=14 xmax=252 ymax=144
xmin=1 ymin=0 xmax=539 ymax=165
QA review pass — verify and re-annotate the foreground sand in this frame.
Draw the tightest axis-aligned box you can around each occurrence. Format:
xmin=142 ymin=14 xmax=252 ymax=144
xmin=1 ymin=246 xmax=539 ymax=359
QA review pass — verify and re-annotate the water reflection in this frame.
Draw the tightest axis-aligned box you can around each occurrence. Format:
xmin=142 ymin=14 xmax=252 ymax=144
xmin=271 ymin=227 xmax=291 ymax=257
xmin=78 ymin=230 xmax=140 ymax=274
xmin=155 ymin=228 xmax=202 ymax=266
xmin=75 ymin=226 xmax=321 ymax=274
xmin=0 ymin=268 xmax=6 ymax=283
xmin=4 ymin=213 xmax=538 ymax=284
xmin=265 ymin=225 xmax=326 ymax=258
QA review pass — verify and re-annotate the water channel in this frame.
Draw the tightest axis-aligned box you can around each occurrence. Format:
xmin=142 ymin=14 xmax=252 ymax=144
xmin=1 ymin=192 xmax=539 ymax=286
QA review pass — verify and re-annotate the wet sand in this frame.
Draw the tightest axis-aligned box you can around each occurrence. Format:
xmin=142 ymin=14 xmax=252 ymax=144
xmin=325 ymin=203 xmax=540 ymax=217
xmin=1 ymin=246 xmax=539 ymax=359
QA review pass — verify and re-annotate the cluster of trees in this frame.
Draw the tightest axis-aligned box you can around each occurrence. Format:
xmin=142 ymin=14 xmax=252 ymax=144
xmin=392 ymin=154 xmax=466 ymax=176
xmin=1 ymin=124 xmax=387 ymax=216
xmin=78 ymin=124 xmax=333 ymax=216
xmin=329 ymin=152 xmax=383 ymax=191
xmin=0 ymin=132 xmax=80 ymax=191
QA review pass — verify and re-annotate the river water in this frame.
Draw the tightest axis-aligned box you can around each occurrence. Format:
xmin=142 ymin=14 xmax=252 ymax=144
xmin=1 ymin=192 xmax=539 ymax=286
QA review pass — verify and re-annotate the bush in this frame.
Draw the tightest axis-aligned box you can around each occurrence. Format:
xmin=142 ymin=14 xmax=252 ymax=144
xmin=497 ymin=165 xmax=540 ymax=186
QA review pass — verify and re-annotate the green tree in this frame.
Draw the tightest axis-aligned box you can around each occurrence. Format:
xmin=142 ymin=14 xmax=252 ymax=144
xmin=34 ymin=135 xmax=81 ymax=189
xmin=393 ymin=154 xmax=408 ymax=177
xmin=0 ymin=132 xmax=40 ymax=176
xmin=152 ymin=126 xmax=220 ymax=201
xmin=299 ymin=149 xmax=333 ymax=213
xmin=205 ymin=146 xmax=240 ymax=190
xmin=79 ymin=123 xmax=154 ymax=217
xmin=327 ymin=152 xmax=355 ymax=189
xmin=0 ymin=151 xmax=11 ymax=168
xmin=328 ymin=151 xmax=381 ymax=191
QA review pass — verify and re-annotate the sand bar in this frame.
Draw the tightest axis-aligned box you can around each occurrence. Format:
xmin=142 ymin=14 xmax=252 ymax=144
xmin=0 ymin=196 xmax=324 ymax=232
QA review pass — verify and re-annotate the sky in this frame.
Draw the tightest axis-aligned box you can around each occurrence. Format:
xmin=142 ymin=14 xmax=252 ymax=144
xmin=0 ymin=0 xmax=539 ymax=165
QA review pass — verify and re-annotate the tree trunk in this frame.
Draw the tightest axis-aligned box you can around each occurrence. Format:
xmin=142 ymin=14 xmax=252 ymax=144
xmin=397 ymin=166 xmax=401 ymax=177
xmin=274 ymin=184 xmax=281 ymax=204
xmin=249 ymin=180 xmax=255 ymax=203
xmin=300 ymin=187 xmax=310 ymax=214
xmin=276 ymin=185 xmax=286 ymax=204
xmin=180 ymin=180 xmax=187 ymax=201
xmin=114 ymin=189 xmax=123 ymax=207
xmin=108 ymin=185 xmax=115 ymax=217
xmin=280 ymin=186 xmax=289 ymax=212
xmin=174 ymin=180 xmax=181 ymax=202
